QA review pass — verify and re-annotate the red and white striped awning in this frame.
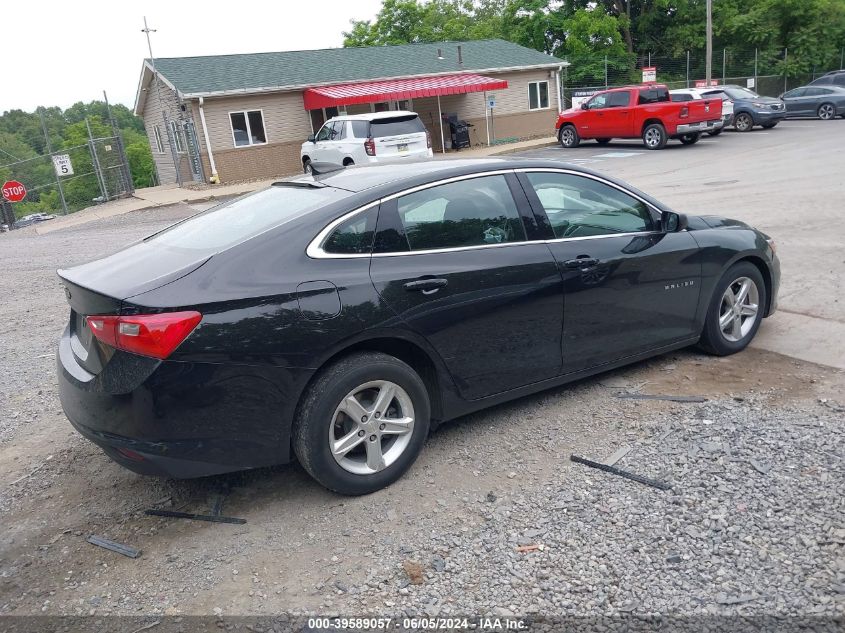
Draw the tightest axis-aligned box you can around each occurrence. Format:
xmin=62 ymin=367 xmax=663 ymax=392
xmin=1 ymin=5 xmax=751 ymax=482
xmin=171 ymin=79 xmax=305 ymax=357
xmin=302 ymin=73 xmax=508 ymax=110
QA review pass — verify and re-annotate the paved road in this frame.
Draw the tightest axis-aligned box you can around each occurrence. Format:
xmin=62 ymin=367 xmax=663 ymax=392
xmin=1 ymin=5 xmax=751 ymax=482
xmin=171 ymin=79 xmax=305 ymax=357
xmin=513 ymin=120 xmax=845 ymax=368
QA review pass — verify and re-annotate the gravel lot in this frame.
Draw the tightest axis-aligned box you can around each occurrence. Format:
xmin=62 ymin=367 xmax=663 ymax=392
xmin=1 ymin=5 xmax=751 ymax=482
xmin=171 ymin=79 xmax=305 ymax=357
xmin=1 ymin=196 xmax=844 ymax=625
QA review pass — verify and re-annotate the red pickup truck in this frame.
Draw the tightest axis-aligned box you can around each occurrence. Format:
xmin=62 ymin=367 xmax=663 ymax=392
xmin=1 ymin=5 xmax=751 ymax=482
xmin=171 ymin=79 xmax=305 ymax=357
xmin=555 ymin=84 xmax=723 ymax=150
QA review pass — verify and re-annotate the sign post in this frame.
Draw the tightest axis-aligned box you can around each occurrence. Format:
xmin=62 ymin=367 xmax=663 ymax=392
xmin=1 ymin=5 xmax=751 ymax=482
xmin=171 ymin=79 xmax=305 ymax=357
xmin=1 ymin=180 xmax=27 ymax=203
xmin=487 ymin=94 xmax=495 ymax=145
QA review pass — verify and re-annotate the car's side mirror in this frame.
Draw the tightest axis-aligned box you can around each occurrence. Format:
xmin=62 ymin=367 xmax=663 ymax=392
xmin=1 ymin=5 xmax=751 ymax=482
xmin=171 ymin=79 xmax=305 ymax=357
xmin=307 ymin=134 xmax=316 ymax=143
xmin=581 ymin=102 xmax=589 ymax=110
xmin=663 ymin=212 xmax=688 ymax=232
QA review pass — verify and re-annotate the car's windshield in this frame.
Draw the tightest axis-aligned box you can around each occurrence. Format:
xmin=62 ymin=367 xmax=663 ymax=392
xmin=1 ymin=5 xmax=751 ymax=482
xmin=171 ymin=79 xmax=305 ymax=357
xmin=145 ymin=185 xmax=348 ymax=252
xmin=724 ymin=87 xmax=760 ymax=100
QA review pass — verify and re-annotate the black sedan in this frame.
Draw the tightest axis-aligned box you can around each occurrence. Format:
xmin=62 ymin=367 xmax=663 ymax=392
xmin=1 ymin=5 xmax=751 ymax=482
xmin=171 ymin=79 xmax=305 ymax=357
xmin=781 ymin=85 xmax=845 ymax=120
xmin=57 ymin=159 xmax=780 ymax=494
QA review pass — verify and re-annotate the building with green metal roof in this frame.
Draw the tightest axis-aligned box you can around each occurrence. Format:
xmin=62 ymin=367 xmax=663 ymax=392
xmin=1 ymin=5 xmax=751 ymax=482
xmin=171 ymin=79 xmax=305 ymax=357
xmin=134 ymin=39 xmax=566 ymax=185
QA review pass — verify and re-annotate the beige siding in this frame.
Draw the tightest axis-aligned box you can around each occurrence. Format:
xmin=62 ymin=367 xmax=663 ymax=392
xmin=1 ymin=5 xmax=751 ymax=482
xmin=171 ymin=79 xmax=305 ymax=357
xmin=140 ymin=81 xmax=182 ymax=185
xmin=198 ymin=92 xmax=312 ymax=150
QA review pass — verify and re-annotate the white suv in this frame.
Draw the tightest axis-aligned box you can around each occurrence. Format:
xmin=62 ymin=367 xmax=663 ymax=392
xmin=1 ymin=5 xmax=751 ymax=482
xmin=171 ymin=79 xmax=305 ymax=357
xmin=301 ymin=111 xmax=433 ymax=173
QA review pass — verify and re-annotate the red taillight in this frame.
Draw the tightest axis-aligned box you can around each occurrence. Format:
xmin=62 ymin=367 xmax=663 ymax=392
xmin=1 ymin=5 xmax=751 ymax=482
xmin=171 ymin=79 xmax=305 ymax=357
xmin=425 ymin=130 xmax=432 ymax=149
xmin=680 ymin=106 xmax=689 ymax=118
xmin=364 ymin=137 xmax=376 ymax=156
xmin=86 ymin=311 xmax=202 ymax=360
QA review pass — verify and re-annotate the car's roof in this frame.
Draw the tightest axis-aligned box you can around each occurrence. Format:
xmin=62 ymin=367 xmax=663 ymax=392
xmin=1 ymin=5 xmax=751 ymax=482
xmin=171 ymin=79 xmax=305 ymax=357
xmin=670 ymin=88 xmax=704 ymax=96
xmin=329 ymin=110 xmax=419 ymax=122
xmin=796 ymin=84 xmax=845 ymax=91
xmin=283 ymin=158 xmax=668 ymax=212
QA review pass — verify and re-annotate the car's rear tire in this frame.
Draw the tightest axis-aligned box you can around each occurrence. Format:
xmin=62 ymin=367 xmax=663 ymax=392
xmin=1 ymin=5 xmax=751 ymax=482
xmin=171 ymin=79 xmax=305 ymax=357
xmin=734 ymin=112 xmax=754 ymax=132
xmin=642 ymin=123 xmax=667 ymax=150
xmin=679 ymin=133 xmax=701 ymax=145
xmin=558 ymin=125 xmax=580 ymax=148
xmin=303 ymin=158 xmax=313 ymax=174
xmin=707 ymin=128 xmax=723 ymax=136
xmin=342 ymin=158 xmax=355 ymax=167
xmin=817 ymin=103 xmax=836 ymax=120
xmin=293 ymin=352 xmax=430 ymax=495
xmin=697 ymin=262 xmax=767 ymax=356
xmin=596 ymin=138 xmax=611 ymax=145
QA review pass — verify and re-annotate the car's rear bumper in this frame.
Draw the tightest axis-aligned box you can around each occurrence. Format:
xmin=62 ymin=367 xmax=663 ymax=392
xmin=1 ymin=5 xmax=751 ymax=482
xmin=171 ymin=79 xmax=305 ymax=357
xmin=57 ymin=327 xmax=306 ymax=478
xmin=360 ymin=149 xmax=433 ymax=165
xmin=676 ymin=118 xmax=723 ymax=134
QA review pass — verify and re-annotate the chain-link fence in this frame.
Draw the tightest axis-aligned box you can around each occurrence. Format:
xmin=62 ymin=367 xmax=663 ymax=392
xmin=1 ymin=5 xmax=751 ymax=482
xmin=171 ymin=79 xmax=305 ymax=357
xmin=562 ymin=46 xmax=845 ymax=107
xmin=0 ymin=134 xmax=133 ymax=228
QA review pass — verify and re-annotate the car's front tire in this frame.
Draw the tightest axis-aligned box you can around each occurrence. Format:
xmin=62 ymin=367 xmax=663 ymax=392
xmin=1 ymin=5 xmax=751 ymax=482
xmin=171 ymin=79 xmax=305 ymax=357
xmin=303 ymin=158 xmax=313 ymax=174
xmin=558 ymin=125 xmax=580 ymax=148
xmin=734 ymin=112 xmax=754 ymax=132
xmin=293 ymin=352 xmax=430 ymax=495
xmin=698 ymin=262 xmax=767 ymax=356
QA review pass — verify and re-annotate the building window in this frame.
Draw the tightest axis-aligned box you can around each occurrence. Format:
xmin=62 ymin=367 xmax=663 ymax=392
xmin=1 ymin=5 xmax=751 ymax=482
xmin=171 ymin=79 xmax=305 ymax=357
xmin=169 ymin=121 xmax=185 ymax=152
xmin=528 ymin=81 xmax=550 ymax=110
xmin=229 ymin=110 xmax=267 ymax=147
xmin=153 ymin=125 xmax=164 ymax=153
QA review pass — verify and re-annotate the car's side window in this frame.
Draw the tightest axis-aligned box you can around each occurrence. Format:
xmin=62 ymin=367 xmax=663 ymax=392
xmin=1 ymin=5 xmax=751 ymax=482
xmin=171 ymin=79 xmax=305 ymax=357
xmin=315 ymin=124 xmax=332 ymax=142
xmin=587 ymin=94 xmax=607 ymax=109
xmin=607 ymin=91 xmax=631 ymax=107
xmin=331 ymin=121 xmax=345 ymax=140
xmin=784 ymin=88 xmax=806 ymax=98
xmin=394 ymin=175 xmax=526 ymax=251
xmin=525 ymin=172 xmax=656 ymax=239
xmin=349 ymin=120 xmax=369 ymax=138
xmin=322 ymin=207 xmax=377 ymax=255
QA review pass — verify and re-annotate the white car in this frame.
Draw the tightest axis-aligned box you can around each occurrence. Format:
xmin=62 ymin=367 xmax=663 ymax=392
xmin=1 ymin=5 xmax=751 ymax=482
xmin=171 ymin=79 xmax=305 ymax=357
xmin=670 ymin=88 xmax=734 ymax=136
xmin=301 ymin=111 xmax=433 ymax=173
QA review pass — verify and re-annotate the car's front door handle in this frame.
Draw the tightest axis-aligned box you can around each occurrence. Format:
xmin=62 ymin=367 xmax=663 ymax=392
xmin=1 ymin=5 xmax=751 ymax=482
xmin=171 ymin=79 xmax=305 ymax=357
xmin=404 ymin=278 xmax=448 ymax=293
xmin=563 ymin=257 xmax=599 ymax=269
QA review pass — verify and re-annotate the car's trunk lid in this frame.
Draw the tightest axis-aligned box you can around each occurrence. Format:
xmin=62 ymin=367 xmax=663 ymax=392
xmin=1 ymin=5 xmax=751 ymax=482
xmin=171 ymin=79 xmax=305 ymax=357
xmin=58 ymin=242 xmax=210 ymax=375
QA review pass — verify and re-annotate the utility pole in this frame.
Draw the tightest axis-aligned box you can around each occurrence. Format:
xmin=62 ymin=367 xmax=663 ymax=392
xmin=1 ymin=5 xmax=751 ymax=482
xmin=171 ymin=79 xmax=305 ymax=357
xmin=142 ymin=17 xmax=182 ymax=187
xmin=38 ymin=107 xmax=69 ymax=215
xmin=705 ymin=0 xmax=713 ymax=85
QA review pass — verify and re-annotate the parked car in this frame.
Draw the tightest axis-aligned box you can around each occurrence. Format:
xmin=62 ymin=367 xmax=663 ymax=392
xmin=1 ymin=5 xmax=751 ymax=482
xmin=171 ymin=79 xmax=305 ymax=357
xmin=702 ymin=85 xmax=786 ymax=132
xmin=808 ymin=70 xmax=845 ymax=88
xmin=670 ymin=88 xmax=734 ymax=135
xmin=781 ymin=85 xmax=845 ymax=120
xmin=57 ymin=159 xmax=779 ymax=494
xmin=13 ymin=213 xmax=56 ymax=229
xmin=556 ymin=84 xmax=723 ymax=149
xmin=301 ymin=111 xmax=432 ymax=173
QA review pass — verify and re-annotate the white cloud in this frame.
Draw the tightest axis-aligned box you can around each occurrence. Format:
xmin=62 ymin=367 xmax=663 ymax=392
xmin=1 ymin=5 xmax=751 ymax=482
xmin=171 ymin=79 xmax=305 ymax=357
xmin=0 ymin=0 xmax=383 ymax=113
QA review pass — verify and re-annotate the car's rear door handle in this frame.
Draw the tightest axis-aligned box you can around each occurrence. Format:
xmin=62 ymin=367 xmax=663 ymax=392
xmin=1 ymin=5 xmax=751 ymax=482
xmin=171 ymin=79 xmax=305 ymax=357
xmin=404 ymin=278 xmax=448 ymax=292
xmin=563 ymin=257 xmax=599 ymax=269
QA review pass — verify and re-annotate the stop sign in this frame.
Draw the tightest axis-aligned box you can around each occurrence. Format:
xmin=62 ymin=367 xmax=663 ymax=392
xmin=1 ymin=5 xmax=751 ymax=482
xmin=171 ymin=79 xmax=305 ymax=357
xmin=2 ymin=181 xmax=27 ymax=203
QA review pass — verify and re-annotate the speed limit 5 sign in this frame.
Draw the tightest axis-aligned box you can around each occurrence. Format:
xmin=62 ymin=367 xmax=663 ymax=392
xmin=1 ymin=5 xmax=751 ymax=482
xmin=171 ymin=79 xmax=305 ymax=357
xmin=52 ymin=154 xmax=74 ymax=177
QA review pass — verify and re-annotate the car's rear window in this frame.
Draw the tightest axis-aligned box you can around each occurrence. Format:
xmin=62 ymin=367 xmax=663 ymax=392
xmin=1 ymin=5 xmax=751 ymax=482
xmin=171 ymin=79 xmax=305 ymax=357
xmin=370 ymin=115 xmax=426 ymax=137
xmin=146 ymin=185 xmax=347 ymax=252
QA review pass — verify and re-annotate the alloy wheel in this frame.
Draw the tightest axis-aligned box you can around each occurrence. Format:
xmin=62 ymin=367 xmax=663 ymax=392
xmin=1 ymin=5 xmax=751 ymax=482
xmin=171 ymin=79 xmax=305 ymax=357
xmin=818 ymin=104 xmax=835 ymax=120
xmin=718 ymin=276 xmax=760 ymax=342
xmin=329 ymin=380 xmax=415 ymax=475
xmin=644 ymin=127 xmax=662 ymax=148
xmin=560 ymin=128 xmax=575 ymax=147
xmin=735 ymin=114 xmax=752 ymax=132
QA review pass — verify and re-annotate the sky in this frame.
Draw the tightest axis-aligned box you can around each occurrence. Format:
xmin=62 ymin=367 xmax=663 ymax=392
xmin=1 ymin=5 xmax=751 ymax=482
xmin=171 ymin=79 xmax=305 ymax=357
xmin=0 ymin=0 xmax=383 ymax=113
